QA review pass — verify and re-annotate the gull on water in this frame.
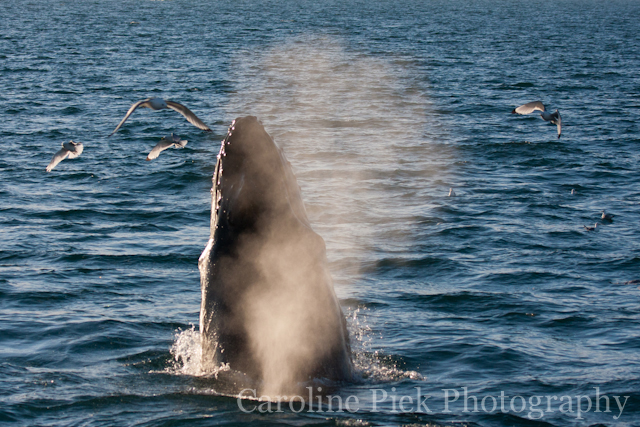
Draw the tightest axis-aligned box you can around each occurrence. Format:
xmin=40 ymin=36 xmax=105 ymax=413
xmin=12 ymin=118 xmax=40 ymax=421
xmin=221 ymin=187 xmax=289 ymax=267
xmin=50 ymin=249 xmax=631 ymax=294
xmin=583 ymin=223 xmax=598 ymax=231
xmin=601 ymin=210 xmax=615 ymax=221
xmin=109 ymin=97 xmax=212 ymax=137
xmin=147 ymin=133 xmax=188 ymax=161
xmin=448 ymin=188 xmax=456 ymax=197
xmin=571 ymin=189 xmax=575 ymax=195
xmin=46 ymin=141 xmax=84 ymax=172
xmin=511 ymin=101 xmax=562 ymax=138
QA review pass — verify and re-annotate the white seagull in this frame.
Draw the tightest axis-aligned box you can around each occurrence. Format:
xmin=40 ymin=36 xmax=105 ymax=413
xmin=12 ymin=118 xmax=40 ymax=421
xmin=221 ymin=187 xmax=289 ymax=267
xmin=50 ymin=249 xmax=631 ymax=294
xmin=146 ymin=133 xmax=188 ymax=161
xmin=109 ymin=97 xmax=212 ymax=137
xmin=601 ymin=210 xmax=614 ymax=221
xmin=46 ymin=141 xmax=84 ymax=172
xmin=583 ymin=223 xmax=598 ymax=231
xmin=511 ymin=101 xmax=562 ymax=138
xmin=448 ymin=188 xmax=456 ymax=197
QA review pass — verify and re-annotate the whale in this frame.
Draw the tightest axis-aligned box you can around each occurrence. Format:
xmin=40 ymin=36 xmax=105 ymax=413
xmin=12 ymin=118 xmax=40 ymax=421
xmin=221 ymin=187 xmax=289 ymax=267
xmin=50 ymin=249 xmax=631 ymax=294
xmin=198 ymin=116 xmax=353 ymax=396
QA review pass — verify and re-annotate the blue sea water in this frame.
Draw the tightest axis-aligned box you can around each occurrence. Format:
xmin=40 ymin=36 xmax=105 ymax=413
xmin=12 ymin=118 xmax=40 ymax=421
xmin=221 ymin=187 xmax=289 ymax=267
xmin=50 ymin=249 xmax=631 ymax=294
xmin=2 ymin=0 xmax=640 ymax=425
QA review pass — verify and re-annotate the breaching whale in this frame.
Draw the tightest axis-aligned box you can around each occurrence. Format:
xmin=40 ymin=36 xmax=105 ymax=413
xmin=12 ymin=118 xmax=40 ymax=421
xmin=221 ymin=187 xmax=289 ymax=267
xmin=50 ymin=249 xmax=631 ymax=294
xmin=198 ymin=116 xmax=353 ymax=395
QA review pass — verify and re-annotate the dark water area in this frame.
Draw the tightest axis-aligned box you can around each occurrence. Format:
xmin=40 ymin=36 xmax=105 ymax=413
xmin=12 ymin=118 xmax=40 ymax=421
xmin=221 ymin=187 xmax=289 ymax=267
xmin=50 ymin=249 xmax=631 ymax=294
xmin=2 ymin=0 xmax=640 ymax=425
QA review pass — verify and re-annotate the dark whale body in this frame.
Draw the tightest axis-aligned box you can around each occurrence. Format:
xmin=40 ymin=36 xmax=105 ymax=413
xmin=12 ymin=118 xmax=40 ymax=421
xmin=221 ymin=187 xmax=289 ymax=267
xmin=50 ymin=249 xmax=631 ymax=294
xmin=198 ymin=116 xmax=353 ymax=395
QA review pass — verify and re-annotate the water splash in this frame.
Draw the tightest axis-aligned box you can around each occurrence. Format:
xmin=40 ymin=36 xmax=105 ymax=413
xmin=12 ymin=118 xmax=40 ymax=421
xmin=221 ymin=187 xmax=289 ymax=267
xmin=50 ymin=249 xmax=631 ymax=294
xmin=347 ymin=307 xmax=424 ymax=382
xmin=168 ymin=311 xmax=423 ymax=384
xmin=167 ymin=325 xmax=229 ymax=378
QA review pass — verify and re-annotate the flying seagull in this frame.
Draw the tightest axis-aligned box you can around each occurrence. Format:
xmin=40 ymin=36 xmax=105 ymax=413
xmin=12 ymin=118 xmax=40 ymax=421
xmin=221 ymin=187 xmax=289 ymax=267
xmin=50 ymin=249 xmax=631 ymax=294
xmin=147 ymin=133 xmax=188 ymax=161
xmin=109 ymin=97 xmax=212 ymax=137
xmin=511 ymin=101 xmax=562 ymax=138
xmin=46 ymin=141 xmax=84 ymax=172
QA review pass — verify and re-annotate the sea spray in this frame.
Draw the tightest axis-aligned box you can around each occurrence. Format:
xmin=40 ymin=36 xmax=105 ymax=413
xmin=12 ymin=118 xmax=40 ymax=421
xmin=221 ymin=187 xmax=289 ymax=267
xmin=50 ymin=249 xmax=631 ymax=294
xmin=168 ymin=310 xmax=422 ymax=383
xmin=168 ymin=326 xmax=230 ymax=378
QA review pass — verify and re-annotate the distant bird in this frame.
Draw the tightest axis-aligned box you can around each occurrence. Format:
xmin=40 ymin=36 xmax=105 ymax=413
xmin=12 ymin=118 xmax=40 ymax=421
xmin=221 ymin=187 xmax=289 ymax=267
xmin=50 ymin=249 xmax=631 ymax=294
xmin=601 ymin=210 xmax=614 ymax=221
xmin=511 ymin=101 xmax=562 ymax=138
xmin=448 ymin=188 xmax=456 ymax=197
xmin=109 ymin=97 xmax=212 ymax=137
xmin=46 ymin=140 xmax=84 ymax=172
xmin=583 ymin=223 xmax=598 ymax=231
xmin=571 ymin=189 xmax=575 ymax=195
xmin=147 ymin=133 xmax=188 ymax=161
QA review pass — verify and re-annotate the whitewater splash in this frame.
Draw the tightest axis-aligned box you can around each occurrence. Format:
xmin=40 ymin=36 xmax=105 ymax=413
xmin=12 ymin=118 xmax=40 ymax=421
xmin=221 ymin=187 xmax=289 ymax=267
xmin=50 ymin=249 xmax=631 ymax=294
xmin=168 ymin=307 xmax=423 ymax=386
xmin=346 ymin=307 xmax=424 ymax=383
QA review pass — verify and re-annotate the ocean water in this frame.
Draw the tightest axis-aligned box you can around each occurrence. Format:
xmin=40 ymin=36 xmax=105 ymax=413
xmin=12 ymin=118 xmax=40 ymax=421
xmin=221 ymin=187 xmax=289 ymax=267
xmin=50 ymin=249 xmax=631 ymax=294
xmin=2 ymin=0 xmax=640 ymax=426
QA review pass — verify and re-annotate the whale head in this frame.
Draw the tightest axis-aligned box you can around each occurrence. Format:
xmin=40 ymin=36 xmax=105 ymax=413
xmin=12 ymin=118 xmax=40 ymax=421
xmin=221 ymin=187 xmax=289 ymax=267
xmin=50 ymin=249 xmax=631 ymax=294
xmin=198 ymin=116 xmax=352 ymax=396
xmin=211 ymin=116 xmax=310 ymax=240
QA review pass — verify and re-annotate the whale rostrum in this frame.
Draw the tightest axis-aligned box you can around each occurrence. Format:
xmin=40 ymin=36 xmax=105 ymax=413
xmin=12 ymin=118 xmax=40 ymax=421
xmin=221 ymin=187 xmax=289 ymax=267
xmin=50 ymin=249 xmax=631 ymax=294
xmin=198 ymin=116 xmax=353 ymax=395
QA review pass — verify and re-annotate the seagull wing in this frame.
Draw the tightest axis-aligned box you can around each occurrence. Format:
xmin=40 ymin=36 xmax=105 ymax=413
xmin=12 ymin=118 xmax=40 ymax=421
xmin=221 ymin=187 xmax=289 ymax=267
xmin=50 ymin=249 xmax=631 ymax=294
xmin=165 ymin=101 xmax=212 ymax=131
xmin=46 ymin=148 xmax=71 ymax=172
xmin=146 ymin=138 xmax=175 ymax=161
xmin=109 ymin=98 xmax=153 ymax=137
xmin=511 ymin=101 xmax=545 ymax=115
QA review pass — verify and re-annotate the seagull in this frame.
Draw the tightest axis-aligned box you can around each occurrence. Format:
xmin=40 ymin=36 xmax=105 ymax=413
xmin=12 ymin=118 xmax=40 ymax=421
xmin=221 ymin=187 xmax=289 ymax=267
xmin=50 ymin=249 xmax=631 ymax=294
xmin=46 ymin=141 xmax=84 ymax=172
xmin=571 ymin=189 xmax=575 ymax=195
xmin=448 ymin=188 xmax=456 ymax=197
xmin=583 ymin=223 xmax=598 ymax=231
xmin=601 ymin=210 xmax=614 ymax=221
xmin=511 ymin=101 xmax=562 ymax=138
xmin=146 ymin=133 xmax=188 ymax=161
xmin=109 ymin=97 xmax=212 ymax=137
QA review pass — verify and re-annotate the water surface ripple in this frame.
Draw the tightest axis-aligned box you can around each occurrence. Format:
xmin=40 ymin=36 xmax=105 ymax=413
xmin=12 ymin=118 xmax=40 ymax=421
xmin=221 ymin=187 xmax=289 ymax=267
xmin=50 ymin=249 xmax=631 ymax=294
xmin=2 ymin=0 xmax=640 ymax=426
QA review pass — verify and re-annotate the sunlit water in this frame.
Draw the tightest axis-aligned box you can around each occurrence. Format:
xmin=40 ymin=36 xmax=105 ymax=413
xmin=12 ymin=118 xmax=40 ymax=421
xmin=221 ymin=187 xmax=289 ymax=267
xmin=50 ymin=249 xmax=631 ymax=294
xmin=2 ymin=0 xmax=640 ymax=426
